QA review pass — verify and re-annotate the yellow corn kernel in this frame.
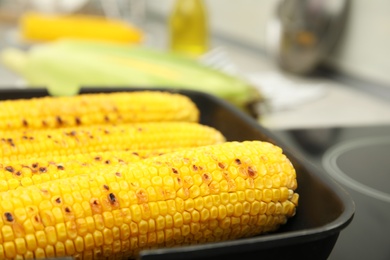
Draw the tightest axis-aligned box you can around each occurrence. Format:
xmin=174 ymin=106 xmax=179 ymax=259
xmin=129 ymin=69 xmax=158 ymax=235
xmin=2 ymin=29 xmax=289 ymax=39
xmin=112 ymin=226 xmax=121 ymax=241
xmin=103 ymin=228 xmax=114 ymax=245
xmin=4 ymin=241 xmax=16 ymax=258
xmin=55 ymin=241 xmax=66 ymax=257
xmin=34 ymin=247 xmax=45 ymax=259
xmin=0 ymin=141 xmax=297 ymax=259
xmin=25 ymin=234 xmax=37 ymax=251
xmin=92 ymin=231 xmax=103 ymax=249
xmin=0 ymin=91 xmax=199 ymax=131
xmin=15 ymin=237 xmax=27 ymax=255
xmin=60 ymin=239 xmax=74 ymax=257
xmin=45 ymin=244 xmax=55 ymax=258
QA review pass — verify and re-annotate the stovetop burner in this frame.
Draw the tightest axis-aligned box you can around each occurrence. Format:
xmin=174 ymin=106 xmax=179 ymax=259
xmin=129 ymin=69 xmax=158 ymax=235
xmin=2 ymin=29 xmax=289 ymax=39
xmin=273 ymin=125 xmax=390 ymax=260
xmin=323 ymin=136 xmax=390 ymax=203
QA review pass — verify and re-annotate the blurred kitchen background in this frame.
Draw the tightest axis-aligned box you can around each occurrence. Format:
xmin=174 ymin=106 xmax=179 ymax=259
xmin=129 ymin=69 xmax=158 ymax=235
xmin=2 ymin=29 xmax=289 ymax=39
xmin=1 ymin=0 xmax=390 ymax=129
xmin=1 ymin=1 xmax=390 ymax=259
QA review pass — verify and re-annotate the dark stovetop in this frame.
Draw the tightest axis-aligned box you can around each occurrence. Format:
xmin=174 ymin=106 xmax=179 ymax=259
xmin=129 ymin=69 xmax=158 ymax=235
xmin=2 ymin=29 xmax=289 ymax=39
xmin=273 ymin=124 xmax=390 ymax=260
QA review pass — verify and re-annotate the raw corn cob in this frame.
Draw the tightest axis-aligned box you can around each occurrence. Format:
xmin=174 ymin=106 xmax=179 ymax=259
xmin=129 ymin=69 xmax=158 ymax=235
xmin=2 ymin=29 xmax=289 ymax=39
xmin=0 ymin=39 xmax=261 ymax=107
xmin=0 ymin=148 xmax=179 ymax=192
xmin=20 ymin=12 xmax=143 ymax=44
xmin=0 ymin=141 xmax=298 ymax=259
xmin=0 ymin=122 xmax=225 ymax=161
xmin=0 ymin=91 xmax=200 ymax=131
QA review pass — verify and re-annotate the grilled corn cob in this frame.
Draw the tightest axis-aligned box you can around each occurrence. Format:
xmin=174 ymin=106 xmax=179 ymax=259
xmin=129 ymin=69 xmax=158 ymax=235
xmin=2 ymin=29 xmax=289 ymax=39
xmin=0 ymin=91 xmax=199 ymax=131
xmin=0 ymin=148 xmax=179 ymax=192
xmin=0 ymin=141 xmax=298 ymax=259
xmin=0 ymin=122 xmax=225 ymax=160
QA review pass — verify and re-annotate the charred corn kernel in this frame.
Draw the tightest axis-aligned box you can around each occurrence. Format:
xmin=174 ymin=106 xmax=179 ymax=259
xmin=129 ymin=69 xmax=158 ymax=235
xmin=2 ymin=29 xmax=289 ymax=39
xmin=0 ymin=141 xmax=298 ymax=259
xmin=0 ymin=121 xmax=225 ymax=161
xmin=0 ymin=91 xmax=199 ymax=131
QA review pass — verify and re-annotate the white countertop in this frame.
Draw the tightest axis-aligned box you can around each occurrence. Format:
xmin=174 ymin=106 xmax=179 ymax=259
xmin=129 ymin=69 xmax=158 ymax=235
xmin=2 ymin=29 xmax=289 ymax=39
xmin=212 ymin=42 xmax=390 ymax=130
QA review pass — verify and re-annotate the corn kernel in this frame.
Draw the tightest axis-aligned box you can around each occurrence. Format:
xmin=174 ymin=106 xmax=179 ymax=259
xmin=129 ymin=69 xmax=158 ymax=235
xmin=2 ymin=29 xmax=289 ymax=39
xmin=44 ymin=226 xmax=57 ymax=245
xmin=84 ymin=233 xmax=94 ymax=251
xmin=102 ymin=211 xmax=114 ymax=229
xmin=2 ymin=225 xmax=14 ymax=241
xmin=1 ymin=200 xmax=13 ymax=212
xmin=146 ymin=186 xmax=157 ymax=202
xmin=15 ymin=237 xmax=26 ymax=255
xmin=23 ymin=234 xmax=36 ymax=252
xmin=173 ymin=213 xmax=183 ymax=228
xmin=83 ymin=216 xmax=95 ymax=233
xmin=75 ymin=218 xmax=88 ymax=237
xmin=259 ymin=202 xmax=268 ymax=215
xmin=64 ymin=239 xmax=76 ymax=256
xmin=219 ymin=217 xmax=231 ymax=230
xmin=189 ymin=185 xmax=200 ymax=198
xmin=291 ymin=193 xmax=299 ymax=205
xmin=8 ymin=179 xmax=20 ymax=190
xmin=165 ymin=215 xmax=173 ymax=229
xmin=262 ymin=189 xmax=273 ymax=202
xmin=91 ymin=231 xmax=103 ymax=248
xmin=55 ymin=241 xmax=66 ymax=257
xmin=138 ymin=220 xmax=148 ymax=235
xmin=45 ymin=244 xmax=55 ymax=258
xmin=242 ymin=201 xmax=251 ymax=214
xmin=148 ymin=202 xmax=159 ymax=219
xmin=148 ymin=219 xmax=156 ymax=233
xmin=146 ymin=232 xmax=157 ymax=246
xmin=130 ymin=236 xmax=138 ymax=250
xmin=103 ymin=228 xmax=113 ymax=245
xmin=209 ymin=206 xmax=218 ymax=220
xmin=34 ymin=247 xmax=45 ymax=259
xmin=139 ymin=234 xmax=147 ymax=247
xmin=257 ymin=215 xmax=267 ymax=226
xmin=155 ymin=216 xmax=165 ymax=231
xmin=140 ymin=204 xmax=151 ymax=220
xmin=226 ymin=204 xmax=234 ymax=216
xmin=4 ymin=241 xmax=16 ymax=258
xmin=218 ymin=180 xmax=228 ymax=192
xmin=120 ymin=223 xmax=130 ymax=240
xmin=39 ymin=210 xmax=54 ymax=227
xmin=24 ymin=250 xmax=34 ymax=259
xmin=130 ymin=205 xmax=142 ymax=223
xmin=53 ymin=224 xmax=66 ymax=244
xmin=81 ymin=201 xmax=93 ymax=217
xmin=112 ymin=239 xmax=122 ymax=253
xmin=182 ymin=211 xmax=191 ymax=224
xmin=192 ymin=199 xmax=205 ymax=215
xmin=83 ymin=250 xmax=94 ymax=260
xmin=200 ymin=208 xmax=210 ymax=222
xmin=0 ymin=180 xmax=8 ymax=192
xmin=129 ymin=222 xmax=139 ymax=237
xmin=112 ymin=226 xmax=120 ymax=241
xmin=156 ymin=230 xmax=165 ymax=244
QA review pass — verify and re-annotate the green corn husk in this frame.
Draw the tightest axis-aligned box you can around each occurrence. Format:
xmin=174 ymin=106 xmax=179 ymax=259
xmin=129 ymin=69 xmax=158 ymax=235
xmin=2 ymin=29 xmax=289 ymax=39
xmin=0 ymin=39 xmax=261 ymax=109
